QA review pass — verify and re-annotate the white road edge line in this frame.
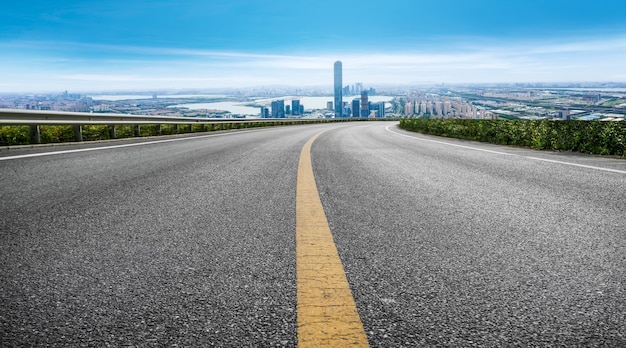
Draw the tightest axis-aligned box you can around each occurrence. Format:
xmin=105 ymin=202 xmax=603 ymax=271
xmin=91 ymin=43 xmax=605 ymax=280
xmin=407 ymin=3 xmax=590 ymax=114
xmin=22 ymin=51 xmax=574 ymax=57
xmin=385 ymin=125 xmax=626 ymax=175
xmin=385 ymin=125 xmax=513 ymax=156
xmin=524 ymin=156 xmax=626 ymax=174
xmin=0 ymin=129 xmax=256 ymax=161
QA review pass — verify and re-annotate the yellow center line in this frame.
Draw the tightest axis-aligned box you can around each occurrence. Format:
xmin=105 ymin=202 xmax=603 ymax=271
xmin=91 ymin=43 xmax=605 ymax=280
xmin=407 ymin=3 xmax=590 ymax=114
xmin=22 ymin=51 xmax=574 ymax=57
xmin=296 ymin=132 xmax=370 ymax=347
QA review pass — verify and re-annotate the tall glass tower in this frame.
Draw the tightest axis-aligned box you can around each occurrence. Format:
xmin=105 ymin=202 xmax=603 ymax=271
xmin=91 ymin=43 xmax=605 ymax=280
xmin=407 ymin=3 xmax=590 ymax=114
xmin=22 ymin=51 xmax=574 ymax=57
xmin=334 ymin=61 xmax=343 ymax=118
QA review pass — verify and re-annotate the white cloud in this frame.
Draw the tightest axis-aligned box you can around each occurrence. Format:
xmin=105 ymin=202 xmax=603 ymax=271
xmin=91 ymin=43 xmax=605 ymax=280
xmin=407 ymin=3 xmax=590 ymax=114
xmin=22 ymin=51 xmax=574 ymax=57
xmin=1 ymin=34 xmax=626 ymax=92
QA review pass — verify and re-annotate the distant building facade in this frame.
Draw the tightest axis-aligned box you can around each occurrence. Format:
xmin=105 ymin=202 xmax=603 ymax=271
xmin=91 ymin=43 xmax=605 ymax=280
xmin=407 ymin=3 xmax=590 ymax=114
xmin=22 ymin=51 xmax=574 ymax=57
xmin=352 ymin=98 xmax=360 ymax=117
xmin=334 ymin=61 xmax=343 ymax=117
xmin=375 ymin=101 xmax=386 ymax=118
xmin=271 ymin=100 xmax=285 ymax=118
xmin=360 ymin=91 xmax=369 ymax=117
xmin=292 ymin=99 xmax=301 ymax=116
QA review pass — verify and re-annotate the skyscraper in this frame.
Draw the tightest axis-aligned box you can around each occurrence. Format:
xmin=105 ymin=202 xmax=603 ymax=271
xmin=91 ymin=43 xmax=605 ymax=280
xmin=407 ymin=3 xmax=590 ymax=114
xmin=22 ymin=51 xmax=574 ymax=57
xmin=334 ymin=61 xmax=342 ymax=118
xmin=292 ymin=99 xmax=300 ymax=116
xmin=360 ymin=91 xmax=369 ymax=117
xmin=352 ymin=98 xmax=360 ymax=118
xmin=378 ymin=101 xmax=386 ymax=118
xmin=271 ymin=100 xmax=285 ymax=118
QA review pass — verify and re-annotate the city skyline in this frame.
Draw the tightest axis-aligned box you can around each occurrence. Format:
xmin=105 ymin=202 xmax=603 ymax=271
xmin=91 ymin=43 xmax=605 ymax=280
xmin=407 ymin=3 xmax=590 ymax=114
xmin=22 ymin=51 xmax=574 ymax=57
xmin=1 ymin=1 xmax=626 ymax=92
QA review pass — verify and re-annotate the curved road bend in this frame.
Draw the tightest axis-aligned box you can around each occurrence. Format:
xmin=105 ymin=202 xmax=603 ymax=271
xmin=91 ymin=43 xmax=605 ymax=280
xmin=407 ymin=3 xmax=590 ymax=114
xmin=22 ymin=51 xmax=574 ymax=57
xmin=1 ymin=122 xmax=625 ymax=346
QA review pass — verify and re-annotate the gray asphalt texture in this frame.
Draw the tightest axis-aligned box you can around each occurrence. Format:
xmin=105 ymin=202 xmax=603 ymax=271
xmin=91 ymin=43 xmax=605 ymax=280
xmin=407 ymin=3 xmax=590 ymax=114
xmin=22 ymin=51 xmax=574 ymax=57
xmin=1 ymin=122 xmax=625 ymax=347
xmin=314 ymin=123 xmax=626 ymax=347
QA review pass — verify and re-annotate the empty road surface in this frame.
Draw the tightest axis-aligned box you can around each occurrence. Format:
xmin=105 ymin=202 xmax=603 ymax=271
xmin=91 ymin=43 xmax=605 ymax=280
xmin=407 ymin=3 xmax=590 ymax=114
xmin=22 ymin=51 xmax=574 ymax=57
xmin=1 ymin=122 xmax=625 ymax=347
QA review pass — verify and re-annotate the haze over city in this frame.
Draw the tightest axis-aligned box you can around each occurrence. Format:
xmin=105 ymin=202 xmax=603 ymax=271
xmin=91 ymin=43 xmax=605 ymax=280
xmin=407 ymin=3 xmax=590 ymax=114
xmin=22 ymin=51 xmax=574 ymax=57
xmin=2 ymin=0 xmax=626 ymax=93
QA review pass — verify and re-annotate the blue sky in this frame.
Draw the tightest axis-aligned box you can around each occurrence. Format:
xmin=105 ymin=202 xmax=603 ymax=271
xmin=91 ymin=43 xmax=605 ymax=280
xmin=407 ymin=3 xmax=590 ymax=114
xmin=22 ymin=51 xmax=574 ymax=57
xmin=1 ymin=0 xmax=626 ymax=92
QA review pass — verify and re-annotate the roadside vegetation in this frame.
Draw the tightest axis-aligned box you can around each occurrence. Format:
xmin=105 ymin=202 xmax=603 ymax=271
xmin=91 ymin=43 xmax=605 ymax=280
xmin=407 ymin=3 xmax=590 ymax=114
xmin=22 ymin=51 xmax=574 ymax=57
xmin=0 ymin=121 xmax=309 ymax=146
xmin=399 ymin=119 xmax=626 ymax=156
xmin=0 ymin=118 xmax=394 ymax=146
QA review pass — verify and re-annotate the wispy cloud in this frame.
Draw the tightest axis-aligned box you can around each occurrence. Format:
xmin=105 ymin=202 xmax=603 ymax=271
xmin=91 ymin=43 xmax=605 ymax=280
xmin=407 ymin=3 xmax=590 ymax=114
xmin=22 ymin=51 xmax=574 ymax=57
xmin=1 ymin=33 xmax=625 ymax=92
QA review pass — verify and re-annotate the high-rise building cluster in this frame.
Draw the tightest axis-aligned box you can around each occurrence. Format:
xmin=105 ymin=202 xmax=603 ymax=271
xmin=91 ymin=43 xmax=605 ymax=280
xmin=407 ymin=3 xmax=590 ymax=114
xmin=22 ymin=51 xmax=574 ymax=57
xmin=261 ymin=99 xmax=305 ymax=118
xmin=342 ymin=83 xmax=375 ymax=96
xmin=333 ymin=61 xmax=384 ymax=118
xmin=327 ymin=91 xmax=386 ymax=118
xmin=404 ymin=95 xmax=496 ymax=120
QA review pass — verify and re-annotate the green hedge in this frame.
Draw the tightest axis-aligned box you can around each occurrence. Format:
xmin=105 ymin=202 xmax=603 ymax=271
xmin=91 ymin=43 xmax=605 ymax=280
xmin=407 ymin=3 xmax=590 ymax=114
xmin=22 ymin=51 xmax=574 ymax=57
xmin=399 ymin=119 xmax=626 ymax=156
xmin=1 ymin=118 xmax=391 ymax=146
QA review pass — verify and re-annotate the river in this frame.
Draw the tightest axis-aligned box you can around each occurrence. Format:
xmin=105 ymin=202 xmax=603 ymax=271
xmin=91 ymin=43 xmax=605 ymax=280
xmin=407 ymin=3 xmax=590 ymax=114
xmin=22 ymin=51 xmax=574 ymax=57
xmin=170 ymin=96 xmax=395 ymax=115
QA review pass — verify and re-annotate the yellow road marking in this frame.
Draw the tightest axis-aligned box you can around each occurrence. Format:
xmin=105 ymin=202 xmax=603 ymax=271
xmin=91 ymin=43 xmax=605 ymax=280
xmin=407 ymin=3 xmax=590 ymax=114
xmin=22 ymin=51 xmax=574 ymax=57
xmin=296 ymin=132 xmax=369 ymax=347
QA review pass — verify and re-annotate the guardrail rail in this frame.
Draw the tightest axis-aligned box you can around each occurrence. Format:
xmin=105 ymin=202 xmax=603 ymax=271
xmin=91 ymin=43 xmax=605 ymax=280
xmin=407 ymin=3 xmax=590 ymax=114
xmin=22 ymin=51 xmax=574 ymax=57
xmin=1 ymin=109 xmax=392 ymax=145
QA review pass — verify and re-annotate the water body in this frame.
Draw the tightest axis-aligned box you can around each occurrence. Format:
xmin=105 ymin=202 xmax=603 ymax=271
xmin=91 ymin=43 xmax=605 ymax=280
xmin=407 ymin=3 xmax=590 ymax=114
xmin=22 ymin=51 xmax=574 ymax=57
xmin=170 ymin=101 xmax=261 ymax=115
xmin=89 ymin=95 xmax=153 ymax=101
xmin=171 ymin=96 xmax=395 ymax=115
xmin=88 ymin=94 xmax=228 ymax=101
xmin=254 ymin=96 xmax=394 ymax=110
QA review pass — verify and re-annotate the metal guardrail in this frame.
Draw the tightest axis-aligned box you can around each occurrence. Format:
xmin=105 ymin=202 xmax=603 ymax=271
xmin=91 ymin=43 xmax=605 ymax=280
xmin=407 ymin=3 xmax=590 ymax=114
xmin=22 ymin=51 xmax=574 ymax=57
xmin=0 ymin=109 xmax=386 ymax=145
xmin=0 ymin=108 xmax=304 ymax=125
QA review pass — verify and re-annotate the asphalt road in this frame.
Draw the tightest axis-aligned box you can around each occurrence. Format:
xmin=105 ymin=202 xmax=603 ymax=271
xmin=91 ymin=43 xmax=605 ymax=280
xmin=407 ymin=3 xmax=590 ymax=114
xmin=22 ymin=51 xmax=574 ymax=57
xmin=1 ymin=122 xmax=625 ymax=347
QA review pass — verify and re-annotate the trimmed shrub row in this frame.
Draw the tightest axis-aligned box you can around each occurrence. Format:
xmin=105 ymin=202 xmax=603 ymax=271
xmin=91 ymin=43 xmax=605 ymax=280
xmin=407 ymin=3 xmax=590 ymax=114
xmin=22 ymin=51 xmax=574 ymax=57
xmin=399 ymin=119 xmax=626 ymax=156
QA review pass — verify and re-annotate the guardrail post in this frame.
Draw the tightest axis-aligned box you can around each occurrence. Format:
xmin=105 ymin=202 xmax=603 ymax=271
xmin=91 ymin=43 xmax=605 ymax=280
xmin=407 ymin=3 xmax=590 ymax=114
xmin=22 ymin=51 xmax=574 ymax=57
xmin=133 ymin=124 xmax=141 ymax=137
xmin=73 ymin=125 xmax=83 ymax=142
xmin=29 ymin=125 xmax=41 ymax=144
xmin=108 ymin=125 xmax=116 ymax=139
xmin=156 ymin=124 xmax=162 ymax=135
xmin=174 ymin=124 xmax=179 ymax=133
